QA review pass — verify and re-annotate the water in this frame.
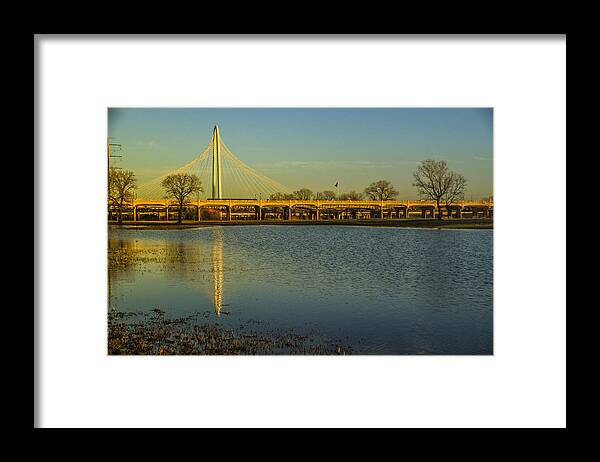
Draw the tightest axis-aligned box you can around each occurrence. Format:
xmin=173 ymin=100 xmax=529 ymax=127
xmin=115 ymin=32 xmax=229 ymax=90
xmin=108 ymin=225 xmax=493 ymax=354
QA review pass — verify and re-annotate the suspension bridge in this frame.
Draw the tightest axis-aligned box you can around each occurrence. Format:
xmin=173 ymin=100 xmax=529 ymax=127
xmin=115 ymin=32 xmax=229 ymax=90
xmin=110 ymin=126 xmax=493 ymax=222
xmin=135 ymin=125 xmax=289 ymax=201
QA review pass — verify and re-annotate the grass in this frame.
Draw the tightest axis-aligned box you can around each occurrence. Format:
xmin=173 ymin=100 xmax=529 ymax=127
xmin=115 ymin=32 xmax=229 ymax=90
xmin=109 ymin=218 xmax=493 ymax=230
xmin=432 ymin=223 xmax=494 ymax=229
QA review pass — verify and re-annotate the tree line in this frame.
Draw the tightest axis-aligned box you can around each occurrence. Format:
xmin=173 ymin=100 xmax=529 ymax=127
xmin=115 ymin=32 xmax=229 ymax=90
xmin=268 ymin=189 xmax=365 ymax=201
xmin=268 ymin=182 xmax=395 ymax=201
xmin=109 ymin=159 xmax=480 ymax=223
xmin=109 ymin=169 xmax=203 ymax=224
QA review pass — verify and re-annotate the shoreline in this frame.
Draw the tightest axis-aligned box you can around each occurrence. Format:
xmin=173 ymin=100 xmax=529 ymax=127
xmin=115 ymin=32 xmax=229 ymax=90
xmin=108 ymin=218 xmax=493 ymax=230
xmin=108 ymin=308 xmax=352 ymax=355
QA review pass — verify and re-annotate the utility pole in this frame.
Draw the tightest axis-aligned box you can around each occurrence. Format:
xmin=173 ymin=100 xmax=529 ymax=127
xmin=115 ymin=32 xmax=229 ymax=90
xmin=107 ymin=137 xmax=122 ymax=171
xmin=107 ymin=137 xmax=123 ymax=221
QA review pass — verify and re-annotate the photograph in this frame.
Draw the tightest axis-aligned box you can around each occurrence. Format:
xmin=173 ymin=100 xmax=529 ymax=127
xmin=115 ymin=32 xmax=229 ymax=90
xmin=107 ymin=107 xmax=494 ymax=355
xmin=36 ymin=34 xmax=566 ymax=429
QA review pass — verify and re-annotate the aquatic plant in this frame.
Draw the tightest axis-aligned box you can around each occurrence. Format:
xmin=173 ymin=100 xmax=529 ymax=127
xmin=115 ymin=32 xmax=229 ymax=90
xmin=108 ymin=308 xmax=352 ymax=355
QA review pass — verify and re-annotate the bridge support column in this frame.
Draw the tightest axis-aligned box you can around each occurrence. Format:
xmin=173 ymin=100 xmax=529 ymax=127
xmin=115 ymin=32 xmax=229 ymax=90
xmin=456 ymin=207 xmax=461 ymax=218
xmin=380 ymin=206 xmax=384 ymax=219
xmin=133 ymin=206 xmax=137 ymax=222
xmin=316 ymin=208 xmax=319 ymax=220
xmin=226 ymin=207 xmax=231 ymax=221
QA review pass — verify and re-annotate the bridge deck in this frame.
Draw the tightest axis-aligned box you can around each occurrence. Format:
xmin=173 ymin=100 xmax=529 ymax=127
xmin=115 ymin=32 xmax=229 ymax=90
xmin=130 ymin=199 xmax=493 ymax=208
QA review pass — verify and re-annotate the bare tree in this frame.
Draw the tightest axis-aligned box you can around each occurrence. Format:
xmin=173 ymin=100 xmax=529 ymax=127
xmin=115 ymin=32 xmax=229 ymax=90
xmin=315 ymin=190 xmax=337 ymax=200
xmin=269 ymin=192 xmax=295 ymax=200
xmin=364 ymin=180 xmax=398 ymax=201
xmin=293 ymin=188 xmax=314 ymax=200
xmin=412 ymin=159 xmax=466 ymax=219
xmin=108 ymin=167 xmax=137 ymax=224
xmin=161 ymin=173 xmax=203 ymax=223
xmin=339 ymin=190 xmax=364 ymax=201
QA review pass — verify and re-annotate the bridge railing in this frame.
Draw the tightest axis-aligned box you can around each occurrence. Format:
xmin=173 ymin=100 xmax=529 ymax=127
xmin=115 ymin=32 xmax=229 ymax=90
xmin=130 ymin=198 xmax=493 ymax=208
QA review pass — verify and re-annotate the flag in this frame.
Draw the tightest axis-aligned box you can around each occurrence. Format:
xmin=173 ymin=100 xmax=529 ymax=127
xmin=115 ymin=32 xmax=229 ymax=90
xmin=334 ymin=182 xmax=338 ymax=187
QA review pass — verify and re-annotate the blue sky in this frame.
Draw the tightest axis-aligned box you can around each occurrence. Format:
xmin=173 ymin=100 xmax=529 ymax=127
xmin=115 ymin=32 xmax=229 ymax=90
xmin=108 ymin=108 xmax=493 ymax=199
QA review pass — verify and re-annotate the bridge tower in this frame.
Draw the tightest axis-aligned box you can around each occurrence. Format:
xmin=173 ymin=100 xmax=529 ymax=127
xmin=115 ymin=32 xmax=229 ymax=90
xmin=211 ymin=125 xmax=222 ymax=199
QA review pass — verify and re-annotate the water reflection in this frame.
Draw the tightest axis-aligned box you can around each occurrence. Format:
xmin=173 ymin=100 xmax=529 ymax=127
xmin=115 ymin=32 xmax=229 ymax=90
xmin=107 ymin=226 xmax=494 ymax=354
xmin=108 ymin=228 xmax=227 ymax=317
xmin=108 ymin=238 xmax=141 ymax=310
xmin=163 ymin=239 xmax=200 ymax=274
xmin=211 ymin=227 xmax=224 ymax=316
xmin=108 ymin=269 xmax=113 ymax=309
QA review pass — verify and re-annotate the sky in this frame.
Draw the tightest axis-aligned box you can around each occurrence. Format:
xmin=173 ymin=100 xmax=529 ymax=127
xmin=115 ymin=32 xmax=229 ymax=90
xmin=108 ymin=108 xmax=493 ymax=200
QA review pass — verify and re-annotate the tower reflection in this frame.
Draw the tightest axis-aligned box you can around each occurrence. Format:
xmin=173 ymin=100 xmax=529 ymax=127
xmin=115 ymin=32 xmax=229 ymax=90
xmin=211 ymin=227 xmax=224 ymax=316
